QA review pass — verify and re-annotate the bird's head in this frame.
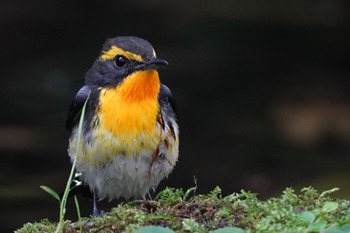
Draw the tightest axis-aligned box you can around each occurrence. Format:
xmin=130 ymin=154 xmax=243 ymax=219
xmin=85 ymin=36 xmax=168 ymax=87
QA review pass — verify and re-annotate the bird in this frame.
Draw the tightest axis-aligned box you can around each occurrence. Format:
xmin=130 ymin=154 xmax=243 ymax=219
xmin=66 ymin=36 xmax=179 ymax=215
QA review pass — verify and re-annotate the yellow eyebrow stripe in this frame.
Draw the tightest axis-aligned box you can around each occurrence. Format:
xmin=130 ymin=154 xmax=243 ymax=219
xmin=100 ymin=46 xmax=143 ymax=62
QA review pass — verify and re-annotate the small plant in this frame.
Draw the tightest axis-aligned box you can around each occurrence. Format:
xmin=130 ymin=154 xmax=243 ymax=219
xmin=40 ymin=91 xmax=90 ymax=233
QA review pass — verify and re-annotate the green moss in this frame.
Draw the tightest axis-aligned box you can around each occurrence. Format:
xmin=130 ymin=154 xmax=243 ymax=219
xmin=16 ymin=186 xmax=350 ymax=233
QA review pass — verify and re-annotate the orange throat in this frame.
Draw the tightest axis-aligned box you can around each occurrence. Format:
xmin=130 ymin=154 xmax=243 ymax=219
xmin=98 ymin=70 xmax=161 ymax=138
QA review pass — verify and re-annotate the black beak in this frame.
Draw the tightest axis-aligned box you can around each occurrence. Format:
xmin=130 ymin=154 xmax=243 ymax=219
xmin=147 ymin=58 xmax=168 ymax=67
xmin=134 ymin=58 xmax=168 ymax=71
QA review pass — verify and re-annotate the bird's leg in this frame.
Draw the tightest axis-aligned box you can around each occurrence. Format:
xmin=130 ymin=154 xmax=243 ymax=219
xmin=146 ymin=192 xmax=153 ymax=200
xmin=92 ymin=191 xmax=99 ymax=216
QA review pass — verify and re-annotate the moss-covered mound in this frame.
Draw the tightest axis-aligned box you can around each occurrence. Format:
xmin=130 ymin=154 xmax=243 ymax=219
xmin=16 ymin=187 xmax=350 ymax=233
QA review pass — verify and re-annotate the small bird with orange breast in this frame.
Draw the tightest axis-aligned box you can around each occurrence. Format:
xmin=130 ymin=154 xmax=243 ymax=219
xmin=66 ymin=36 xmax=179 ymax=215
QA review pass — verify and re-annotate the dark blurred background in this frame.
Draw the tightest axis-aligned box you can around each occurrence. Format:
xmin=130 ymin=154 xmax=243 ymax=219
xmin=2 ymin=0 xmax=350 ymax=232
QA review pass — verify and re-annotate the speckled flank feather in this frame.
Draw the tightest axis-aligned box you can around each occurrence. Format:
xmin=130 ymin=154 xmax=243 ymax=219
xmin=68 ymin=118 xmax=178 ymax=200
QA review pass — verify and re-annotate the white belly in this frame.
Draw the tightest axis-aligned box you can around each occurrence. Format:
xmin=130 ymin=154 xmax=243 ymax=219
xmin=68 ymin=119 xmax=179 ymax=200
xmin=79 ymin=151 xmax=177 ymax=200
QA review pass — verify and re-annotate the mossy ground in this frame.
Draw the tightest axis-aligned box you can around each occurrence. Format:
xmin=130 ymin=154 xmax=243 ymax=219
xmin=16 ymin=186 xmax=350 ymax=233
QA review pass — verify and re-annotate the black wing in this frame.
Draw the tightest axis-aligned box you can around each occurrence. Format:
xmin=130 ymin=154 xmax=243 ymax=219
xmin=158 ymin=84 xmax=178 ymax=141
xmin=66 ymin=85 xmax=92 ymax=131
xmin=159 ymin=84 xmax=178 ymax=119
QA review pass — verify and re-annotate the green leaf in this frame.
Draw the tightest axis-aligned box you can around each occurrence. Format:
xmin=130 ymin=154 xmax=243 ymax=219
xmin=322 ymin=202 xmax=339 ymax=213
xmin=183 ymin=187 xmax=196 ymax=201
xmin=210 ymin=186 xmax=222 ymax=198
xmin=340 ymin=224 xmax=350 ymax=233
xmin=307 ymin=221 xmax=327 ymax=232
xmin=210 ymin=227 xmax=245 ymax=233
xmin=74 ymin=196 xmax=83 ymax=233
xmin=299 ymin=211 xmax=315 ymax=223
xmin=135 ymin=226 xmax=175 ymax=233
xmin=324 ymin=225 xmax=344 ymax=233
xmin=182 ymin=218 xmax=199 ymax=231
xmin=319 ymin=188 xmax=340 ymax=199
xmin=40 ymin=185 xmax=61 ymax=202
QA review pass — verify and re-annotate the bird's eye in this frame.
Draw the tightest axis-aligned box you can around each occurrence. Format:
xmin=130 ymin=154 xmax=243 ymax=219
xmin=114 ymin=55 xmax=128 ymax=68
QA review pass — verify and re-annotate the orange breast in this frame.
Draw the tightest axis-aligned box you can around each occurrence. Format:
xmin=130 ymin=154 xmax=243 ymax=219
xmin=98 ymin=70 xmax=161 ymax=139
